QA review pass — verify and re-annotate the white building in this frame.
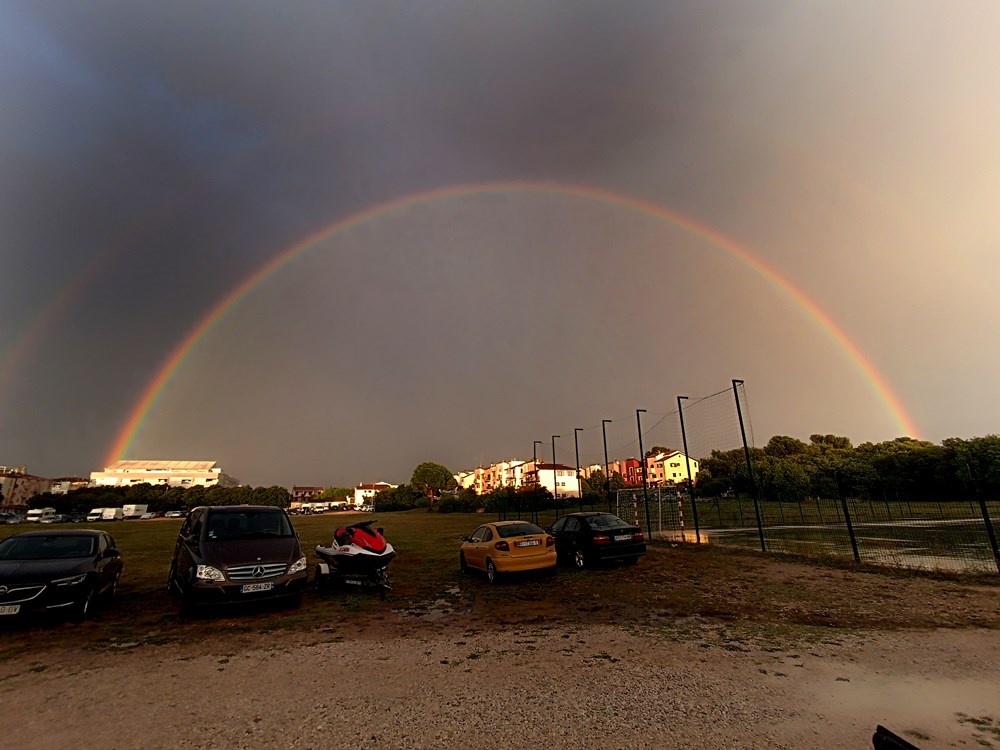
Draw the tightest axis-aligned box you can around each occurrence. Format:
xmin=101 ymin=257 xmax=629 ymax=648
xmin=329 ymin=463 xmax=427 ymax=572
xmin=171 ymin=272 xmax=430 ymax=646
xmin=90 ymin=460 xmax=240 ymax=488
xmin=354 ymin=482 xmax=395 ymax=506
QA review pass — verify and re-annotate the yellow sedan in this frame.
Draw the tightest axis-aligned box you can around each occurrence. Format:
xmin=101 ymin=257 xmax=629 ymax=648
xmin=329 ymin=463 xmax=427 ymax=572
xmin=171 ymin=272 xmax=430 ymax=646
xmin=459 ymin=520 xmax=557 ymax=583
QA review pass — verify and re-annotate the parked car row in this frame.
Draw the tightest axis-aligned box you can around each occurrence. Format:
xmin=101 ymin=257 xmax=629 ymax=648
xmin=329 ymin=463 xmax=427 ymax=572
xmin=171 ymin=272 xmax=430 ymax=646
xmin=459 ymin=512 xmax=645 ymax=583
xmin=1 ymin=508 xmax=646 ymax=624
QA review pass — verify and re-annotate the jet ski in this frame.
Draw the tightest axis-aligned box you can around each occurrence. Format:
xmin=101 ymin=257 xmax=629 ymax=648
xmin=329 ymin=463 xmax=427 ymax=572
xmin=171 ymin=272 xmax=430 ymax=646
xmin=314 ymin=520 xmax=395 ymax=597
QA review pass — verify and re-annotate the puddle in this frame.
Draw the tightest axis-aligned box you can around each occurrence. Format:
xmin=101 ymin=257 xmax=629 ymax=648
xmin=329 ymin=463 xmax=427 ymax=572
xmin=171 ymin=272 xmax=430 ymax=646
xmin=788 ymin=664 xmax=999 ymax=746
xmin=394 ymin=588 xmax=467 ymax=621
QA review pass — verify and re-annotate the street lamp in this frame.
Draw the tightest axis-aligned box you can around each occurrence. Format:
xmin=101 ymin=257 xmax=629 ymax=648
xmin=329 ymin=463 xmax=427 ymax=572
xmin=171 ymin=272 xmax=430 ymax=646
xmin=636 ymin=408 xmax=652 ymax=540
xmin=532 ymin=440 xmax=543 ymax=522
xmin=601 ymin=419 xmax=612 ymax=513
xmin=574 ymin=427 xmax=583 ymax=513
xmin=551 ymin=435 xmax=560 ymax=523
xmin=677 ymin=395 xmax=701 ymax=544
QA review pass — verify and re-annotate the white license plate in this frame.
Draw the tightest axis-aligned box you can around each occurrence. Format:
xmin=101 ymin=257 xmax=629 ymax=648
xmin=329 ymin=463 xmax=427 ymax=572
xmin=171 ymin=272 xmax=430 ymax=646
xmin=240 ymin=582 xmax=274 ymax=593
xmin=516 ymin=539 xmax=541 ymax=547
xmin=0 ymin=604 xmax=21 ymax=615
xmin=614 ymin=534 xmax=632 ymax=542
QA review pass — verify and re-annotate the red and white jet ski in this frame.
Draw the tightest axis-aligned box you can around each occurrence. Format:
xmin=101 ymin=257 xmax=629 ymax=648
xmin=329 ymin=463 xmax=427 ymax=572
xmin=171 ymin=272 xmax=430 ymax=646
xmin=314 ymin=520 xmax=395 ymax=596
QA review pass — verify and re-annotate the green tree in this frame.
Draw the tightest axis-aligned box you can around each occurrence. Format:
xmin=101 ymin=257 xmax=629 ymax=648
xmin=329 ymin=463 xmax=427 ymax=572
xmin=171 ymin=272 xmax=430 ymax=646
xmin=411 ymin=462 xmax=456 ymax=508
xmin=320 ymin=486 xmax=354 ymax=499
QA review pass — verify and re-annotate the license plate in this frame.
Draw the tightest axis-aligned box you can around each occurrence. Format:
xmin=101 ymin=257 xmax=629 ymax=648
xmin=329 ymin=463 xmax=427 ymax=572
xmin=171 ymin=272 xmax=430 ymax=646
xmin=516 ymin=539 xmax=541 ymax=547
xmin=614 ymin=534 xmax=632 ymax=542
xmin=0 ymin=604 xmax=20 ymax=615
xmin=240 ymin=582 xmax=274 ymax=593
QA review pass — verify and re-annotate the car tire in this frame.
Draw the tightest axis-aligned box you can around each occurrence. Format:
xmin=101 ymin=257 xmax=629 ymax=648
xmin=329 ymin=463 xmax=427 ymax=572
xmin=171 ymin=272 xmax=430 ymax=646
xmin=573 ymin=548 xmax=587 ymax=570
xmin=72 ymin=584 xmax=97 ymax=623
xmin=459 ymin=552 xmax=468 ymax=573
xmin=104 ymin=569 xmax=121 ymax=603
xmin=486 ymin=558 xmax=498 ymax=584
xmin=286 ymin=593 xmax=303 ymax=609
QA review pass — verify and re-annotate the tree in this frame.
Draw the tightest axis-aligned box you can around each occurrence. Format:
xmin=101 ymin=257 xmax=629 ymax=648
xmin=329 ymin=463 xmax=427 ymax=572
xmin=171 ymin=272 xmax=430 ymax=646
xmin=320 ymin=486 xmax=354 ymax=499
xmin=764 ymin=435 xmax=809 ymax=458
xmin=410 ymin=462 xmax=456 ymax=508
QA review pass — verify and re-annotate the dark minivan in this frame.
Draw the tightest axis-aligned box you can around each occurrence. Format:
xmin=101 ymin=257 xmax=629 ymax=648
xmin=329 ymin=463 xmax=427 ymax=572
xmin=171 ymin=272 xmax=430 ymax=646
xmin=167 ymin=505 xmax=308 ymax=612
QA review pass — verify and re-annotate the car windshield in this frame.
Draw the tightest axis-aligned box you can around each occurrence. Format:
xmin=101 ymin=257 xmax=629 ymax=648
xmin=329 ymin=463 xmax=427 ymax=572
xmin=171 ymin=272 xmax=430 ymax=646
xmin=496 ymin=523 xmax=544 ymax=538
xmin=0 ymin=535 xmax=96 ymax=560
xmin=586 ymin=514 xmax=630 ymax=529
xmin=205 ymin=510 xmax=293 ymax=541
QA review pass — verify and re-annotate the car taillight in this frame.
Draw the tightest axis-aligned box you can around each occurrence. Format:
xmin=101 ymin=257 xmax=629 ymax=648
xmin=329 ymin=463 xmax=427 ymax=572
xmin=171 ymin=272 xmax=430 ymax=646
xmin=633 ymin=531 xmax=645 ymax=542
xmin=495 ymin=540 xmax=510 ymax=551
xmin=593 ymin=534 xmax=610 ymax=545
xmin=545 ymin=535 xmax=555 ymax=547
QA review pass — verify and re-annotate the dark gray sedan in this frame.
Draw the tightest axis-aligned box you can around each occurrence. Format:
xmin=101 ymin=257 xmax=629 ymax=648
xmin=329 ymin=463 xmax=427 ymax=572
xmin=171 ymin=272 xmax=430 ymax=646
xmin=547 ymin=512 xmax=646 ymax=568
xmin=0 ymin=529 xmax=123 ymax=621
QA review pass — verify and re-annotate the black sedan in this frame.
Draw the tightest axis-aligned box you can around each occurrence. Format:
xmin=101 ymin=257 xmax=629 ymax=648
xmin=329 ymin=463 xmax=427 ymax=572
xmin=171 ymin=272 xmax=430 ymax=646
xmin=0 ymin=530 xmax=124 ymax=621
xmin=547 ymin=512 xmax=646 ymax=568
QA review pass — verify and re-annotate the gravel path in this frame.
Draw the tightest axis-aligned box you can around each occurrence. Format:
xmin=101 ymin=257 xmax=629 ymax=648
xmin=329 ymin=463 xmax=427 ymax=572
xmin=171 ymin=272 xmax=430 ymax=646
xmin=2 ymin=622 xmax=997 ymax=749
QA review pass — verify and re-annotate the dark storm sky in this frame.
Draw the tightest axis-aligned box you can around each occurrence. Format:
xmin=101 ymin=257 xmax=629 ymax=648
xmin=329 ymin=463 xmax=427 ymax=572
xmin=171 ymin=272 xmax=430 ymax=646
xmin=2 ymin=1 xmax=999 ymax=487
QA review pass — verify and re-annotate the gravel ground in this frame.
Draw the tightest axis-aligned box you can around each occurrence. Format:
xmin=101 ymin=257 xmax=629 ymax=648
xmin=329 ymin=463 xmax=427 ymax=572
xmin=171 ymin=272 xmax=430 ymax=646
xmin=2 ymin=621 xmax=998 ymax=749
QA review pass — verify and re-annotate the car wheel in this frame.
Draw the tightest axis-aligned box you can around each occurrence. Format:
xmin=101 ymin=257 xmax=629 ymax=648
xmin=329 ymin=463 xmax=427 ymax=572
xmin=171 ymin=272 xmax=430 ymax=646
xmin=72 ymin=584 xmax=97 ymax=623
xmin=104 ymin=569 xmax=121 ymax=603
xmin=459 ymin=552 xmax=468 ymax=573
xmin=486 ymin=558 xmax=498 ymax=584
xmin=573 ymin=548 xmax=587 ymax=570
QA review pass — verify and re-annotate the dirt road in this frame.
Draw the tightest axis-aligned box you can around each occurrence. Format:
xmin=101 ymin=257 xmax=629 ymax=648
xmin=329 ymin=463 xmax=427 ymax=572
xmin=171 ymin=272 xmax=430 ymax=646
xmin=2 ymin=545 xmax=999 ymax=749
xmin=2 ymin=619 xmax=997 ymax=749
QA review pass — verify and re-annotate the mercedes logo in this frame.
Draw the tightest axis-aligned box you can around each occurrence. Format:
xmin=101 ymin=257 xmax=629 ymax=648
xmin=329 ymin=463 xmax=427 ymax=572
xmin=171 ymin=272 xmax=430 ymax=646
xmin=251 ymin=566 xmax=265 ymax=578
xmin=0 ymin=586 xmax=7 ymax=595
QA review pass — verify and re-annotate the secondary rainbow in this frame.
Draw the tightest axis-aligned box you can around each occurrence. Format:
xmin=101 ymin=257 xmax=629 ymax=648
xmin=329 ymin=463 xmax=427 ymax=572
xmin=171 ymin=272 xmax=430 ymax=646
xmin=105 ymin=181 xmax=920 ymax=464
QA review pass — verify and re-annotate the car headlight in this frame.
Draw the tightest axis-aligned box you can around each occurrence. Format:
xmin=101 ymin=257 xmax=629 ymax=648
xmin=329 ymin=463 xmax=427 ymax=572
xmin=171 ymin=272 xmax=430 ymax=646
xmin=288 ymin=556 xmax=307 ymax=574
xmin=195 ymin=565 xmax=226 ymax=582
xmin=52 ymin=573 xmax=88 ymax=587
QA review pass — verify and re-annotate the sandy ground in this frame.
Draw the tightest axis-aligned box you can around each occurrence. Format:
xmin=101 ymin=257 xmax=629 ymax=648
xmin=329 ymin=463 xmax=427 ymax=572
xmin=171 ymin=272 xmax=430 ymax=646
xmin=1 ymin=620 xmax=998 ymax=750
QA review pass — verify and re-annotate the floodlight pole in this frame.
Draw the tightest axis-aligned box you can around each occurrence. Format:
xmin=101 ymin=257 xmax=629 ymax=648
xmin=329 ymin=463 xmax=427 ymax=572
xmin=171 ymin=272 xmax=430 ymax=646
xmin=636 ymin=409 xmax=652 ymax=540
xmin=574 ymin=427 xmax=583 ymax=513
xmin=732 ymin=379 xmax=766 ymax=552
xmin=550 ymin=435 xmax=560 ymax=525
xmin=532 ymin=440 xmax=542 ymax=523
xmin=677 ymin=395 xmax=701 ymax=543
xmin=601 ymin=419 xmax=612 ymax=513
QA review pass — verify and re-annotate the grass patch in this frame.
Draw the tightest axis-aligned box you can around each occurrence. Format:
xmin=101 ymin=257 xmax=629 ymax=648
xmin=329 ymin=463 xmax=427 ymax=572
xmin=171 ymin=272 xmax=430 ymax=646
xmin=1 ymin=510 xmax=998 ymax=660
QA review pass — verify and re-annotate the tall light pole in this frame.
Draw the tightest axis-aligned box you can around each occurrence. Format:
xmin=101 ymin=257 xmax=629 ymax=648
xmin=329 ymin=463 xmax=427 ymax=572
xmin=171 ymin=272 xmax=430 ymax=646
xmin=636 ymin=408 xmax=652 ymax=540
xmin=601 ymin=419 xmax=612 ymax=514
xmin=574 ymin=427 xmax=583 ymax=513
xmin=677 ymin=395 xmax=701 ymax=543
xmin=532 ymin=440 xmax=543 ymax=523
xmin=550 ymin=435 xmax=560 ymax=524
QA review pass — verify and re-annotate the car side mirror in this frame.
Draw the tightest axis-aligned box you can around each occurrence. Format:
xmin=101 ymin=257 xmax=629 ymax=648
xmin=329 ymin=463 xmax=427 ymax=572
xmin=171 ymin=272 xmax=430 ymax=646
xmin=377 ymin=527 xmax=384 ymax=536
xmin=103 ymin=548 xmax=121 ymax=559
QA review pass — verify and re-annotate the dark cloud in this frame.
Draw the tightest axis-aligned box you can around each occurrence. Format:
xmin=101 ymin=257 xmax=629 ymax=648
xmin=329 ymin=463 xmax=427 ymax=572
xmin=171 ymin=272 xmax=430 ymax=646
xmin=3 ymin=1 xmax=999 ymax=485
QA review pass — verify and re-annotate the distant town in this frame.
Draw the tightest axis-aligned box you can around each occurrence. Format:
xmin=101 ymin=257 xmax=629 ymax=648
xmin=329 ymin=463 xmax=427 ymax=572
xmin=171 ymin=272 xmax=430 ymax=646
xmin=0 ymin=450 xmax=699 ymax=518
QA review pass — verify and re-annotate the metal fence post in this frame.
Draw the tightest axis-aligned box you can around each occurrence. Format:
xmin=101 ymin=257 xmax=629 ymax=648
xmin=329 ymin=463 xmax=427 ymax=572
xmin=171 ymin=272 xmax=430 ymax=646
xmin=732 ymin=380 xmax=766 ymax=553
xmin=837 ymin=471 xmax=861 ymax=563
xmin=677 ymin=395 xmax=701 ymax=543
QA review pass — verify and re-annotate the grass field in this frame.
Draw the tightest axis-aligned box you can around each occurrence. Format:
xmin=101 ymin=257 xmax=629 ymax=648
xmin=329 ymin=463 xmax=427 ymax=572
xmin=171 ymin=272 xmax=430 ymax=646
xmin=2 ymin=509 xmax=999 ymax=661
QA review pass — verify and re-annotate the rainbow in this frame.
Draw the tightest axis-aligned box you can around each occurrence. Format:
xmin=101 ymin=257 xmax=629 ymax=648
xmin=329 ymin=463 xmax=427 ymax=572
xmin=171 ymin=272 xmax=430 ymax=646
xmin=104 ymin=181 xmax=920 ymax=464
